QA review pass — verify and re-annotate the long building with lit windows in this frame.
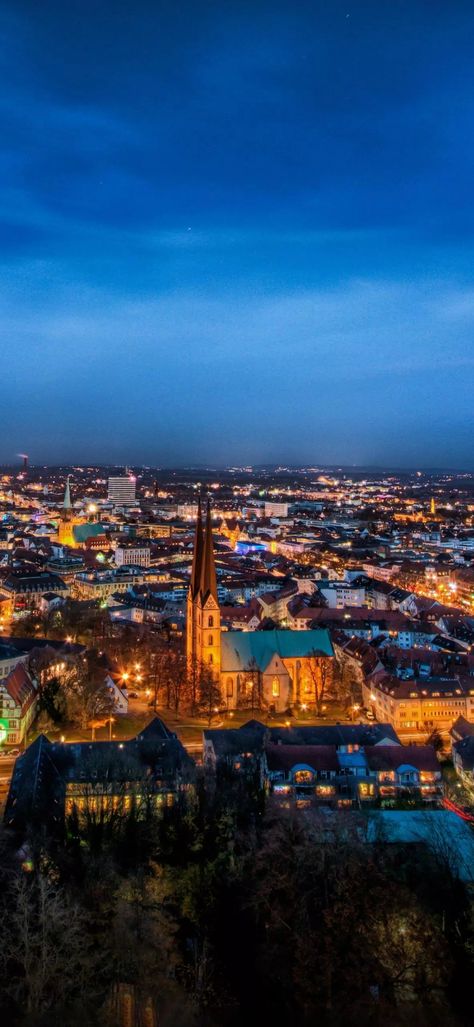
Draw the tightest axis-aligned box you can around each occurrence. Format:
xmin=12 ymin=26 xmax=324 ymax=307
xmin=363 ymin=669 xmax=474 ymax=739
xmin=186 ymin=500 xmax=334 ymax=712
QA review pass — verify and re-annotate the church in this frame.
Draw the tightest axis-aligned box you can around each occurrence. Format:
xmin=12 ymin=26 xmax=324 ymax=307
xmin=56 ymin=477 xmax=85 ymax=548
xmin=186 ymin=500 xmax=334 ymax=712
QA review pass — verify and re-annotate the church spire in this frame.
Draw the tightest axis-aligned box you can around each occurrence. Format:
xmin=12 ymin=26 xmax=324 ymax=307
xmin=200 ymin=500 xmax=218 ymax=603
xmin=63 ymin=476 xmax=72 ymax=511
xmin=190 ymin=497 xmax=204 ymax=598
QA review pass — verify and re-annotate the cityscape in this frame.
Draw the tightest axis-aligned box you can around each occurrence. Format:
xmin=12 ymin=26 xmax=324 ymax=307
xmin=0 ymin=460 xmax=474 ymax=1024
xmin=2 ymin=1 xmax=474 ymax=1026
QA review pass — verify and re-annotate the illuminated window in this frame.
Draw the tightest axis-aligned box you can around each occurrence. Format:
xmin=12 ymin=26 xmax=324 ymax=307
xmin=272 ymin=677 xmax=280 ymax=698
xmin=294 ymin=769 xmax=313 ymax=784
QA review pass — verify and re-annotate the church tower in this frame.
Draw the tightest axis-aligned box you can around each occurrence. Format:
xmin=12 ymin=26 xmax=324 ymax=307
xmin=57 ymin=476 xmax=75 ymax=547
xmin=186 ymin=500 xmax=221 ymax=679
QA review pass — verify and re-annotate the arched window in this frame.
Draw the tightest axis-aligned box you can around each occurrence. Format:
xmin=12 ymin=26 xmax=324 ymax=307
xmin=208 ymin=615 xmax=214 ymax=628
xmin=209 ymin=653 xmax=213 ymax=665
xmin=272 ymin=677 xmax=280 ymax=698
xmin=227 ymin=677 xmax=234 ymax=697
xmin=208 ymin=634 xmax=213 ymax=646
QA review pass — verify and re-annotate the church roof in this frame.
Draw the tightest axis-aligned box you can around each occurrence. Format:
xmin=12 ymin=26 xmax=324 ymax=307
xmin=63 ymin=476 xmax=72 ymax=510
xmin=189 ymin=498 xmax=203 ymax=599
xmin=73 ymin=522 xmax=107 ymax=544
xmin=199 ymin=500 xmax=218 ymax=603
xmin=221 ymin=628 xmax=334 ymax=673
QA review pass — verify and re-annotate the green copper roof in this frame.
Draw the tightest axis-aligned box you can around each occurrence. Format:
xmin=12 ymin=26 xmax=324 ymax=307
xmin=221 ymin=628 xmax=333 ymax=672
xmin=73 ymin=523 xmax=107 ymax=543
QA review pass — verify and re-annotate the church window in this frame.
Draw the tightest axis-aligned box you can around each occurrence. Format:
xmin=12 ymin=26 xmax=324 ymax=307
xmin=208 ymin=635 xmax=213 ymax=646
xmin=272 ymin=677 xmax=280 ymax=698
xmin=209 ymin=654 xmax=213 ymax=664
xmin=208 ymin=616 xmax=214 ymax=628
xmin=227 ymin=677 xmax=234 ymax=697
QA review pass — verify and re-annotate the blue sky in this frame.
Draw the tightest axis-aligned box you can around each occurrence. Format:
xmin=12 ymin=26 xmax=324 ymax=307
xmin=1 ymin=0 xmax=474 ymax=468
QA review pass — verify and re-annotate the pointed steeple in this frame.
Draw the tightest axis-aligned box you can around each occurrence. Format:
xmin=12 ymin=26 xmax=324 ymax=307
xmin=63 ymin=476 xmax=72 ymax=511
xmin=190 ymin=497 xmax=204 ymax=598
xmin=200 ymin=500 xmax=218 ymax=603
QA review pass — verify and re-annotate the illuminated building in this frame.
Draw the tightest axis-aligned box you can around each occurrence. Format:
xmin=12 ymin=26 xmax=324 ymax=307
xmin=56 ymin=477 xmax=86 ymax=548
xmin=186 ymin=503 xmax=334 ymax=710
xmin=107 ymin=474 xmax=137 ymax=507
xmin=186 ymin=498 xmax=222 ymax=677
xmin=5 ymin=717 xmax=194 ymax=834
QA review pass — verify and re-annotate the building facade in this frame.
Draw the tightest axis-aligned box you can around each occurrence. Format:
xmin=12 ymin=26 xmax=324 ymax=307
xmin=107 ymin=475 xmax=137 ymax=507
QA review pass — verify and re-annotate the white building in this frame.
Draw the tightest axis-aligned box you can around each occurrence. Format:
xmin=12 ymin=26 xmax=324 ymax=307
xmin=107 ymin=475 xmax=137 ymax=507
xmin=264 ymin=501 xmax=289 ymax=518
xmin=114 ymin=544 xmax=151 ymax=568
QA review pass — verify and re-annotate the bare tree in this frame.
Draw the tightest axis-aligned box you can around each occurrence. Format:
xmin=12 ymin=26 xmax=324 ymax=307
xmin=0 ymin=872 xmax=98 ymax=1016
xmin=238 ymin=657 xmax=265 ymax=712
xmin=305 ymin=650 xmax=332 ymax=713
xmin=197 ymin=666 xmax=222 ymax=726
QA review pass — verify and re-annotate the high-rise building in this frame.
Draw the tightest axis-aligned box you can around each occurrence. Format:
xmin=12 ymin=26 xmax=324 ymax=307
xmin=107 ymin=475 xmax=137 ymax=507
xmin=264 ymin=501 xmax=289 ymax=518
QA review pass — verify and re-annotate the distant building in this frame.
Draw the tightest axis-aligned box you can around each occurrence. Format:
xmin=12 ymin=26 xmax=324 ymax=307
xmin=107 ymin=475 xmax=137 ymax=507
xmin=264 ymin=501 xmax=289 ymax=518
xmin=114 ymin=543 xmax=151 ymax=568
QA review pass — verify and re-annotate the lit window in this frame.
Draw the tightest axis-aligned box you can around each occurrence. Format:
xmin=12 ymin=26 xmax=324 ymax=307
xmin=272 ymin=677 xmax=280 ymax=698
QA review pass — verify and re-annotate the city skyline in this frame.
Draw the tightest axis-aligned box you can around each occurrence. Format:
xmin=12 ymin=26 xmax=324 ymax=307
xmin=2 ymin=1 xmax=474 ymax=467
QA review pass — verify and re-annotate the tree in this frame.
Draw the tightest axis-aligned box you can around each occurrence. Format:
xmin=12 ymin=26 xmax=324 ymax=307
xmin=0 ymin=872 xmax=99 ymax=1018
xmin=197 ymin=666 xmax=222 ymax=726
xmin=425 ymin=728 xmax=445 ymax=756
xmin=305 ymin=650 xmax=332 ymax=713
xmin=238 ymin=658 xmax=265 ymax=712
xmin=61 ymin=661 xmax=115 ymax=730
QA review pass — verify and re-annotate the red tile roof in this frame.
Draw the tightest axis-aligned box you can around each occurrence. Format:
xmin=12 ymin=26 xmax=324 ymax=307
xmin=4 ymin=663 xmax=37 ymax=711
xmin=266 ymin=743 xmax=339 ymax=773
xmin=364 ymin=745 xmax=439 ymax=772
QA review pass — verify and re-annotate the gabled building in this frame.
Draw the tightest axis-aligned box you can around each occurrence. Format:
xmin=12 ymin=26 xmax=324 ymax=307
xmin=4 ymin=717 xmax=194 ymax=835
xmin=0 ymin=663 xmax=38 ymax=746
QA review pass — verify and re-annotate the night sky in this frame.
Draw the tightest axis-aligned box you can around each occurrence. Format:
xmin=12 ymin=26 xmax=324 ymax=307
xmin=1 ymin=1 xmax=474 ymax=468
